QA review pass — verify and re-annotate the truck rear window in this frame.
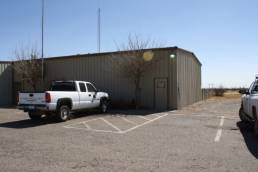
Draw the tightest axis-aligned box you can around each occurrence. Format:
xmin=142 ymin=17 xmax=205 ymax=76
xmin=51 ymin=82 xmax=76 ymax=91
xmin=253 ymin=85 xmax=258 ymax=92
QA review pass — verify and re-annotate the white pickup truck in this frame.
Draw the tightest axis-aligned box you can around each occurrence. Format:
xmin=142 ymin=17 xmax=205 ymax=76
xmin=17 ymin=81 xmax=109 ymax=122
xmin=239 ymin=75 xmax=258 ymax=137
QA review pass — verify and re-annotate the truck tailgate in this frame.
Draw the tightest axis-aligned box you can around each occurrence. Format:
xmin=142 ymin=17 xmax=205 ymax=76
xmin=19 ymin=93 xmax=45 ymax=105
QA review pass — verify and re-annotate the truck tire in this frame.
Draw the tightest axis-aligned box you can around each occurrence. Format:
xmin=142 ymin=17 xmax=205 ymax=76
xmin=254 ymin=119 xmax=258 ymax=138
xmin=28 ymin=112 xmax=42 ymax=121
xmin=56 ymin=105 xmax=70 ymax=122
xmin=99 ymin=100 xmax=108 ymax=113
xmin=253 ymin=107 xmax=258 ymax=138
xmin=239 ymin=107 xmax=247 ymax=122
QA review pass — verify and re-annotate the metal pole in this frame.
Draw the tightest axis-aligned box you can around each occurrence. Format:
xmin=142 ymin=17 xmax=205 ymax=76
xmin=97 ymin=8 xmax=101 ymax=53
xmin=41 ymin=0 xmax=45 ymax=85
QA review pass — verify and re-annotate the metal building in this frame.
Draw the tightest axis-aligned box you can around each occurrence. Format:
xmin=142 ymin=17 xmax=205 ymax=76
xmin=0 ymin=62 xmax=13 ymax=106
xmin=12 ymin=47 xmax=202 ymax=110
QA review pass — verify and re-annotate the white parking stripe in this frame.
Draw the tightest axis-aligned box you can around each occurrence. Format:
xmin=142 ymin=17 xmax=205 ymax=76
xmin=82 ymin=122 xmax=91 ymax=130
xmin=136 ymin=116 xmax=150 ymax=121
xmin=100 ymin=118 xmax=122 ymax=132
xmin=152 ymin=114 xmax=161 ymax=117
xmin=64 ymin=118 xmax=99 ymax=128
xmin=169 ymin=113 xmax=238 ymax=120
xmin=64 ymin=125 xmax=117 ymax=133
xmin=119 ymin=116 xmax=138 ymax=125
xmin=214 ymin=116 xmax=225 ymax=142
xmin=219 ymin=116 xmax=225 ymax=126
xmin=121 ymin=113 xmax=169 ymax=134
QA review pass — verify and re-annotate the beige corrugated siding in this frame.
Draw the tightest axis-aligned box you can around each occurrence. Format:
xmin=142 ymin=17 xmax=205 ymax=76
xmin=139 ymin=50 xmax=170 ymax=108
xmin=0 ymin=62 xmax=13 ymax=106
xmin=44 ymin=50 xmax=170 ymax=109
xmin=176 ymin=49 xmax=202 ymax=108
xmin=12 ymin=47 xmax=202 ymax=109
xmin=168 ymin=50 xmax=178 ymax=109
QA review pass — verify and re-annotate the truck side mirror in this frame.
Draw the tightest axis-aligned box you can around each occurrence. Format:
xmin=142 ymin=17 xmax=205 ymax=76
xmin=239 ymin=89 xmax=250 ymax=95
xmin=239 ymin=89 xmax=246 ymax=94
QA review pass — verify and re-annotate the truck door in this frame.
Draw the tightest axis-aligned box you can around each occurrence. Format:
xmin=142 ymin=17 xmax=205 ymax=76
xmin=86 ymin=83 xmax=99 ymax=108
xmin=243 ymin=82 xmax=254 ymax=116
xmin=249 ymin=83 xmax=258 ymax=119
xmin=78 ymin=82 xmax=88 ymax=109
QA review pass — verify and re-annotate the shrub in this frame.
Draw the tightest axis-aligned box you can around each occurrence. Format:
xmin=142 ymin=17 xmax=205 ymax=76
xmin=214 ymin=86 xmax=226 ymax=97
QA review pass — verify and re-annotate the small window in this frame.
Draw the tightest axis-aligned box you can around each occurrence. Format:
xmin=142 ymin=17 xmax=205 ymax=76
xmin=87 ymin=83 xmax=97 ymax=92
xmin=79 ymin=83 xmax=86 ymax=92
xmin=248 ymin=82 xmax=255 ymax=93
xmin=252 ymin=85 xmax=258 ymax=93
xmin=51 ymin=82 xmax=76 ymax=91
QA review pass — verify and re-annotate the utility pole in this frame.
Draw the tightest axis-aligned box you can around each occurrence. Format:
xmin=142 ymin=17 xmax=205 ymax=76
xmin=97 ymin=8 xmax=101 ymax=53
xmin=41 ymin=0 xmax=45 ymax=85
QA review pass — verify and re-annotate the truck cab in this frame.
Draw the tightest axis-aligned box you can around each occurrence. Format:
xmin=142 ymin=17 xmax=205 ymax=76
xmin=239 ymin=75 xmax=258 ymax=137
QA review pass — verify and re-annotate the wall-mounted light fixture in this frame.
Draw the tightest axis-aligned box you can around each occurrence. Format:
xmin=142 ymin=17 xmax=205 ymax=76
xmin=170 ymin=54 xmax=176 ymax=59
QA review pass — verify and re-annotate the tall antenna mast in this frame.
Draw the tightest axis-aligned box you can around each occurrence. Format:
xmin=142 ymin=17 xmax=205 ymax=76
xmin=41 ymin=0 xmax=45 ymax=84
xmin=97 ymin=8 xmax=101 ymax=53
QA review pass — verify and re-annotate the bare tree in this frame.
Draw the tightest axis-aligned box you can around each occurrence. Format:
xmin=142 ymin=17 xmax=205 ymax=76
xmin=110 ymin=35 xmax=162 ymax=108
xmin=13 ymin=48 xmax=42 ymax=91
xmin=214 ymin=85 xmax=226 ymax=97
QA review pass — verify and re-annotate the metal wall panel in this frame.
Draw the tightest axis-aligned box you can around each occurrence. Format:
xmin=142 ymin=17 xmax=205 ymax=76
xmin=176 ymin=50 xmax=202 ymax=108
xmin=45 ymin=54 xmax=135 ymax=105
xmin=139 ymin=50 xmax=170 ymax=109
xmin=44 ymin=50 xmax=170 ymax=109
xmin=168 ymin=50 xmax=178 ymax=110
xmin=12 ymin=47 xmax=201 ymax=110
xmin=0 ymin=62 xmax=12 ymax=106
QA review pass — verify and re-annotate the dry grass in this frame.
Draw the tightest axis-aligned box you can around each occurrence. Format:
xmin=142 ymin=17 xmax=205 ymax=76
xmin=223 ymin=90 xmax=241 ymax=99
xmin=182 ymin=93 xmax=240 ymax=112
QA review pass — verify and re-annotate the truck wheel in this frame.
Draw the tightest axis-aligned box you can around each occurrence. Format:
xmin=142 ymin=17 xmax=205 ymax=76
xmin=254 ymin=119 xmax=258 ymax=138
xmin=253 ymin=106 xmax=258 ymax=138
xmin=239 ymin=107 xmax=247 ymax=122
xmin=99 ymin=100 xmax=108 ymax=113
xmin=57 ymin=105 xmax=70 ymax=122
xmin=28 ymin=112 xmax=42 ymax=121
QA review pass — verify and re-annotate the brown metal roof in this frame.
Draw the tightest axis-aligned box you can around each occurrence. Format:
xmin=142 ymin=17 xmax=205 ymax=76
xmin=45 ymin=46 xmax=202 ymax=66
xmin=1 ymin=47 xmax=201 ymax=66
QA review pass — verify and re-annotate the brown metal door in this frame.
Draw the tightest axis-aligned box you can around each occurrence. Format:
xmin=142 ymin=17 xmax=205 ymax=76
xmin=155 ymin=78 xmax=168 ymax=111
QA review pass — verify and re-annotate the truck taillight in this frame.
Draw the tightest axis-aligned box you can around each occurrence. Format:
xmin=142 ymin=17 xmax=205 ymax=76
xmin=45 ymin=92 xmax=51 ymax=103
xmin=17 ymin=94 xmax=19 ymax=104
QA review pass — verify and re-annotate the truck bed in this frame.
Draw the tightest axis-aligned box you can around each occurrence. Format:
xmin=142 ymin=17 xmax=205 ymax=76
xmin=19 ymin=92 xmax=46 ymax=105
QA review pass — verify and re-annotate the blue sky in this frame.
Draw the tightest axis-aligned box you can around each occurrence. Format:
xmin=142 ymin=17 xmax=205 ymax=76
xmin=0 ymin=0 xmax=258 ymax=88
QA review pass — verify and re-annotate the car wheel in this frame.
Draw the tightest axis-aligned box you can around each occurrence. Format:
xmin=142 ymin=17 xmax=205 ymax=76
xmin=57 ymin=105 xmax=70 ymax=122
xmin=239 ymin=107 xmax=247 ymax=122
xmin=100 ymin=100 xmax=108 ymax=113
xmin=254 ymin=119 xmax=258 ymax=138
xmin=28 ymin=112 xmax=42 ymax=121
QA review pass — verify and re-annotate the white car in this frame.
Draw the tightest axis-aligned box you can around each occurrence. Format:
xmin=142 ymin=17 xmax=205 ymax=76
xmin=17 ymin=81 xmax=110 ymax=122
xmin=239 ymin=75 xmax=258 ymax=137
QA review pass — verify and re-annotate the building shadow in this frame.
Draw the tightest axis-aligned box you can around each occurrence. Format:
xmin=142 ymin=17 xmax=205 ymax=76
xmin=0 ymin=108 xmax=169 ymax=129
xmin=237 ymin=121 xmax=258 ymax=159
xmin=0 ymin=117 xmax=58 ymax=129
xmin=106 ymin=109 xmax=162 ymax=116
xmin=0 ymin=106 xmax=17 ymax=109
xmin=73 ymin=108 xmax=166 ymax=118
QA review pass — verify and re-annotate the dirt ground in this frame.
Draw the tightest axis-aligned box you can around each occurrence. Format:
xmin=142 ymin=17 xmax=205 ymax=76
xmin=0 ymin=97 xmax=257 ymax=172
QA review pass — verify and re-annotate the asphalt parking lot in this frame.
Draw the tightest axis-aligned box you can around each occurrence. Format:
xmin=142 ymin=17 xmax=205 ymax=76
xmin=0 ymin=97 xmax=258 ymax=172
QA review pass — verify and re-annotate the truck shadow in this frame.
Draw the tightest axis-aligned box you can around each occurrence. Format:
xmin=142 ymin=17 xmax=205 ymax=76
xmin=237 ymin=121 xmax=258 ymax=159
xmin=0 ymin=109 xmax=166 ymax=129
